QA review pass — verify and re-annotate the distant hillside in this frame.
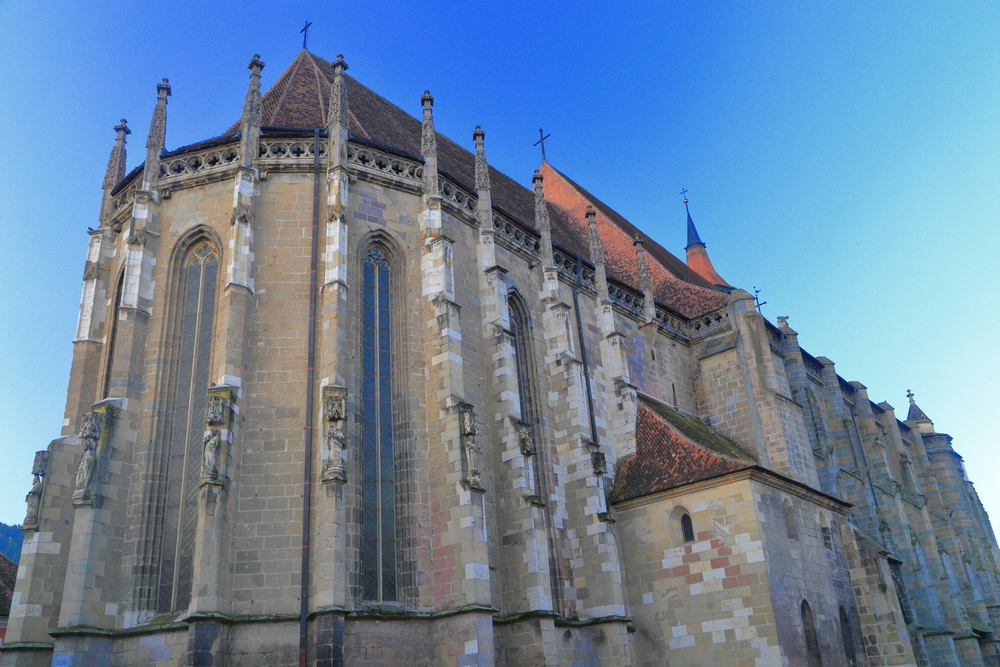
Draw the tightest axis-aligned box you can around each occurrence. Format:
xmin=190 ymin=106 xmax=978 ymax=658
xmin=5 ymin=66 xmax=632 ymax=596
xmin=0 ymin=522 xmax=23 ymax=564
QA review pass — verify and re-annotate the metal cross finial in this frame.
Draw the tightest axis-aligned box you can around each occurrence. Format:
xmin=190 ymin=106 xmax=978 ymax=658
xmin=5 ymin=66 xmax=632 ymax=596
xmin=680 ymin=188 xmax=689 ymax=200
xmin=533 ymin=128 xmax=551 ymax=163
xmin=753 ymin=286 xmax=767 ymax=313
xmin=300 ymin=21 xmax=313 ymax=50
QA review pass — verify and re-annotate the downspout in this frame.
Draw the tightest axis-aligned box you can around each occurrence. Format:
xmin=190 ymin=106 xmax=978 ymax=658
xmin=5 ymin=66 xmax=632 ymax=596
xmin=574 ymin=254 xmax=599 ymax=446
xmin=299 ymin=128 xmax=321 ymax=667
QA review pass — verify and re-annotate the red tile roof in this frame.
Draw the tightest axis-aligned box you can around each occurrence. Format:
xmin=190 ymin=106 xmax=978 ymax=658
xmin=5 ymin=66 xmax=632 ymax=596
xmin=0 ymin=552 xmax=16 ymax=618
xmin=610 ymin=399 xmax=754 ymax=504
xmin=230 ymin=50 xmax=729 ymax=319
xmin=540 ymin=164 xmax=729 ymax=318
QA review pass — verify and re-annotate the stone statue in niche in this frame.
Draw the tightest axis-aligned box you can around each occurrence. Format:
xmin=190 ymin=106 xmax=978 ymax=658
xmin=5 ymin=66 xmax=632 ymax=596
xmin=517 ymin=426 xmax=535 ymax=457
xmin=592 ymin=451 xmax=607 ymax=477
xmin=201 ymin=428 xmax=222 ymax=484
xmin=24 ymin=475 xmax=42 ymax=527
xmin=322 ymin=388 xmax=348 ymax=483
xmin=73 ymin=445 xmax=97 ymax=505
xmin=23 ymin=451 xmax=49 ymax=529
xmin=461 ymin=409 xmax=482 ymax=489
xmin=322 ymin=424 xmax=347 ymax=483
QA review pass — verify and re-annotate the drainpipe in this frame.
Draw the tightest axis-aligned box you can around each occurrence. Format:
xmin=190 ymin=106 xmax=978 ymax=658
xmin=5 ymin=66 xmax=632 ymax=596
xmin=299 ymin=128 xmax=321 ymax=667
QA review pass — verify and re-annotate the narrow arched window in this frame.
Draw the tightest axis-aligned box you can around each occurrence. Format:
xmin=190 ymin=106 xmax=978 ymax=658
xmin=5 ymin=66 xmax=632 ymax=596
xmin=839 ymin=606 xmax=858 ymax=666
xmin=361 ymin=246 xmax=396 ymax=601
xmin=802 ymin=600 xmax=822 ymax=667
xmin=681 ymin=514 xmax=695 ymax=543
xmin=508 ymin=295 xmax=536 ymax=426
xmin=158 ymin=240 xmax=218 ymax=613
xmin=783 ymin=498 xmax=798 ymax=541
xmin=100 ymin=269 xmax=125 ymax=399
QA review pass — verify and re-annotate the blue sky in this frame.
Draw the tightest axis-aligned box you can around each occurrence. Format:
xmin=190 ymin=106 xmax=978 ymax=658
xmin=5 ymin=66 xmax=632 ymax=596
xmin=0 ymin=0 xmax=997 ymax=525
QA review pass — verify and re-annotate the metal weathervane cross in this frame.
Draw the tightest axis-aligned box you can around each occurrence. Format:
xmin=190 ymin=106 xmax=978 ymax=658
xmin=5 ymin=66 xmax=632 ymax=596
xmin=300 ymin=21 xmax=313 ymax=50
xmin=534 ymin=128 xmax=551 ymax=162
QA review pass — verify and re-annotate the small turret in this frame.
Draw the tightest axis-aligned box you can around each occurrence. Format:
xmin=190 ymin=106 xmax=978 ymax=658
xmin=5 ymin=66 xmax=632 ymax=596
xmin=906 ymin=390 xmax=935 ymax=433
xmin=683 ymin=196 xmax=732 ymax=291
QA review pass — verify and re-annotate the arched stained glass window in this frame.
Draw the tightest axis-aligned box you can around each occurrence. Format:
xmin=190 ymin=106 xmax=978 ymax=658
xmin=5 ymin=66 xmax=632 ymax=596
xmin=158 ymin=240 xmax=218 ymax=613
xmin=101 ymin=270 xmax=125 ymax=399
xmin=508 ymin=296 xmax=536 ymax=426
xmin=361 ymin=247 xmax=396 ymax=601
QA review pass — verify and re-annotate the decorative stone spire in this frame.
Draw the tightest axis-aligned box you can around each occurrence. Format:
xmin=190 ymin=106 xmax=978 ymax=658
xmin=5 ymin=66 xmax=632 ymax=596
xmin=327 ymin=54 xmax=348 ymax=165
xmin=103 ymin=120 xmax=130 ymax=190
xmin=239 ymin=54 xmax=265 ymax=167
xmin=474 ymin=126 xmax=493 ymax=229
xmin=587 ymin=206 xmax=608 ymax=297
xmin=142 ymin=78 xmax=171 ymax=191
xmin=99 ymin=120 xmax=130 ymax=223
xmin=682 ymin=196 xmax=733 ymax=290
xmin=421 ymin=91 xmax=438 ymax=194
xmin=634 ymin=235 xmax=657 ymax=321
xmin=532 ymin=170 xmax=554 ymax=265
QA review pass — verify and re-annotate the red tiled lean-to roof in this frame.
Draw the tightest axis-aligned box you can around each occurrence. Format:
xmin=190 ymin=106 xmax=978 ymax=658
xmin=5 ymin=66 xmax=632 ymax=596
xmin=610 ymin=398 xmax=755 ymax=504
xmin=229 ymin=50 xmax=728 ymax=319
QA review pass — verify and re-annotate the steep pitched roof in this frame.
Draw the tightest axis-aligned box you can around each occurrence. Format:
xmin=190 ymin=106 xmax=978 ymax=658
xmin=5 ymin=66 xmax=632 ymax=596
xmin=540 ymin=164 xmax=729 ymax=318
xmin=233 ymin=50 xmax=728 ymax=319
xmin=610 ymin=398 xmax=755 ymax=504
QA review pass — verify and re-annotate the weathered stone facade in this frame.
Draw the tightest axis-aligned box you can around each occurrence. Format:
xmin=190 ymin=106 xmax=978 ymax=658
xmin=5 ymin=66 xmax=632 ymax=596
xmin=4 ymin=49 xmax=998 ymax=667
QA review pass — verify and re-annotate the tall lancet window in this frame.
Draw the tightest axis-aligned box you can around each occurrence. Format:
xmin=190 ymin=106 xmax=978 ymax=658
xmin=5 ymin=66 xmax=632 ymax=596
xmin=508 ymin=296 xmax=536 ymax=427
xmin=361 ymin=246 xmax=396 ymax=601
xmin=158 ymin=241 xmax=218 ymax=613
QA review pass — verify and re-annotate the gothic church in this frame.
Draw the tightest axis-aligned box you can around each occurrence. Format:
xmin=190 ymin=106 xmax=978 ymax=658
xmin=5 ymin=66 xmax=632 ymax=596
xmin=4 ymin=49 xmax=999 ymax=667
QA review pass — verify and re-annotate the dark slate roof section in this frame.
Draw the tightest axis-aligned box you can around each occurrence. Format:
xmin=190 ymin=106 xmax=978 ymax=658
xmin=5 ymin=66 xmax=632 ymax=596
xmin=907 ymin=400 xmax=930 ymax=422
xmin=610 ymin=398 xmax=755 ymax=504
xmin=686 ymin=208 xmax=704 ymax=249
xmin=0 ymin=552 xmax=16 ymax=618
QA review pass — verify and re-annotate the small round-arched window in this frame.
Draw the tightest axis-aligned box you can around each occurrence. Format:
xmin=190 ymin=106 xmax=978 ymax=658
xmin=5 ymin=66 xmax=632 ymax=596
xmin=681 ymin=514 xmax=695 ymax=543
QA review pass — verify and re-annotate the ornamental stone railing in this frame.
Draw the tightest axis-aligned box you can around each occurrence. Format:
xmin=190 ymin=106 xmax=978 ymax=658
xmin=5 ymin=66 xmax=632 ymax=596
xmin=347 ymin=143 xmax=421 ymax=182
xmin=438 ymin=177 xmax=478 ymax=216
xmin=160 ymin=145 xmax=241 ymax=181
xmin=687 ymin=307 xmax=728 ymax=338
xmin=492 ymin=212 xmax=540 ymax=258
xmin=551 ymin=246 xmax=596 ymax=292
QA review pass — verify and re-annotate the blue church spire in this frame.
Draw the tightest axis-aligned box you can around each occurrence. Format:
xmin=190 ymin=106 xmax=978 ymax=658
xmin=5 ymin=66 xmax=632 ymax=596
xmin=685 ymin=199 xmax=705 ymax=250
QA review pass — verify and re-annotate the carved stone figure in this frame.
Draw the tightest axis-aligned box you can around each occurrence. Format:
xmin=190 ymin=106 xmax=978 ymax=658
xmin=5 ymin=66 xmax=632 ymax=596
xmin=592 ymin=451 xmax=608 ymax=477
xmin=322 ymin=425 xmax=347 ymax=483
xmin=518 ymin=428 xmax=536 ymax=457
xmin=73 ymin=445 xmax=97 ymax=504
xmin=202 ymin=428 xmax=222 ymax=483
xmin=325 ymin=392 xmax=346 ymax=422
xmin=79 ymin=410 xmax=102 ymax=448
xmin=24 ymin=475 xmax=42 ymax=527
xmin=461 ymin=409 xmax=481 ymax=488
xmin=207 ymin=395 xmax=229 ymax=426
